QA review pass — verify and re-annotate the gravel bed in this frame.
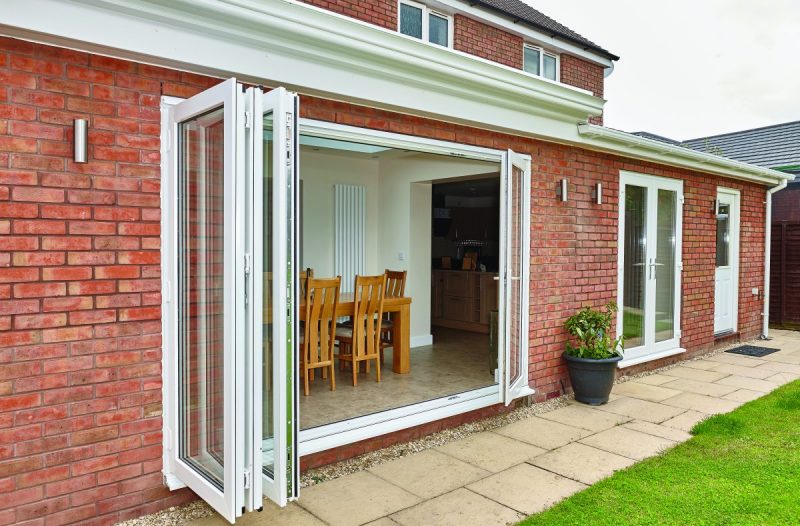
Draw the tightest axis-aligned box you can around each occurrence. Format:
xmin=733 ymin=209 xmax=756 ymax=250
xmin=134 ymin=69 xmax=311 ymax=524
xmin=129 ymin=336 xmax=764 ymax=523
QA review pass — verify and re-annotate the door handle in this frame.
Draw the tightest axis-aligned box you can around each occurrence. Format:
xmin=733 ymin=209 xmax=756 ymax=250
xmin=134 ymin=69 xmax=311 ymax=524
xmin=649 ymin=261 xmax=664 ymax=279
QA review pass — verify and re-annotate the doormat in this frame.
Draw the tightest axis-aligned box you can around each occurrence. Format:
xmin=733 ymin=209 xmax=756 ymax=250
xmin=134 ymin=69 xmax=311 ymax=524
xmin=725 ymin=345 xmax=780 ymax=358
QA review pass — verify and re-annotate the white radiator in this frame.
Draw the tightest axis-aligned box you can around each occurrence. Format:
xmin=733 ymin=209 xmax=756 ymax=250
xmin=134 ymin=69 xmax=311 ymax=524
xmin=334 ymin=184 xmax=365 ymax=293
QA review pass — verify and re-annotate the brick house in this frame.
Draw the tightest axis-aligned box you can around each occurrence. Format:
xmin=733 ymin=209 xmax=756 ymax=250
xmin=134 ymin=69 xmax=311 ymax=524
xmin=0 ymin=1 xmax=793 ymax=524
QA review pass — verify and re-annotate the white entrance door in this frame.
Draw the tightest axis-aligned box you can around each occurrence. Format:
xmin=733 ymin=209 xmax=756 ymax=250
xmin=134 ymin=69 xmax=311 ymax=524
xmin=499 ymin=149 xmax=534 ymax=404
xmin=166 ymin=80 xmax=300 ymax=522
xmin=714 ymin=189 xmax=740 ymax=334
xmin=618 ymin=172 xmax=684 ymax=365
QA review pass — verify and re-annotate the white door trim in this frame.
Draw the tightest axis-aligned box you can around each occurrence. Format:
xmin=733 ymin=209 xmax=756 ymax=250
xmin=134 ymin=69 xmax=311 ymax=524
xmin=714 ymin=187 xmax=740 ymax=335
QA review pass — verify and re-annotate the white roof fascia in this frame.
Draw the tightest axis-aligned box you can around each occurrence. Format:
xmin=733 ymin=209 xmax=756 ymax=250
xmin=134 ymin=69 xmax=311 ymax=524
xmin=426 ymin=0 xmax=614 ymax=68
xmin=578 ymin=123 xmax=795 ymax=185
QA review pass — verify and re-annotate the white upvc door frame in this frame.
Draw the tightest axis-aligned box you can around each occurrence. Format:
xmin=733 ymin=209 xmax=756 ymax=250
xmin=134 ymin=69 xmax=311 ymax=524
xmin=617 ymin=171 xmax=684 ymax=368
xmin=714 ymin=187 xmax=741 ymax=335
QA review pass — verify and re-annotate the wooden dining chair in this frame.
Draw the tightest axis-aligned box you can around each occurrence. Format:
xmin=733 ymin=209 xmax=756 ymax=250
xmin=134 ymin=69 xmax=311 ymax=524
xmin=301 ymin=276 xmax=340 ymax=396
xmin=335 ymin=274 xmax=386 ymax=386
xmin=380 ymin=269 xmax=407 ymax=359
xmin=299 ymin=267 xmax=313 ymax=298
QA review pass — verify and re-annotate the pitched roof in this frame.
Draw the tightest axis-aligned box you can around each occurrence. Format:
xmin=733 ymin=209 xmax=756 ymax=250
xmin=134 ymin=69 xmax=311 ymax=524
xmin=682 ymin=121 xmax=800 ymax=173
xmin=471 ymin=0 xmax=619 ymax=61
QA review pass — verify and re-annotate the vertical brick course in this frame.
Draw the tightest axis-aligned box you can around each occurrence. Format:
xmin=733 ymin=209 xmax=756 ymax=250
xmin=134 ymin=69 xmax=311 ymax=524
xmin=453 ymin=14 xmax=523 ymax=69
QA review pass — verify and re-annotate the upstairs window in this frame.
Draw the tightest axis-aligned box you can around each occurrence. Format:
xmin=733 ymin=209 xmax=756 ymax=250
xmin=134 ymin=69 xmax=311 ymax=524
xmin=399 ymin=0 xmax=452 ymax=47
xmin=523 ymin=44 xmax=559 ymax=81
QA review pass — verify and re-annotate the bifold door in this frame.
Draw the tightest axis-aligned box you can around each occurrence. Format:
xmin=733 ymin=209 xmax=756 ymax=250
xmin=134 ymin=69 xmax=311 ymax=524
xmin=499 ymin=150 xmax=533 ymax=404
xmin=168 ymin=79 xmax=299 ymax=522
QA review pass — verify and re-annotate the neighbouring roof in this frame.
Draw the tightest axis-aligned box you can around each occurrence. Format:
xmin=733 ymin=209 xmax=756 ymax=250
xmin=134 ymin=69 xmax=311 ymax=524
xmin=471 ymin=0 xmax=619 ymax=61
xmin=682 ymin=121 xmax=800 ymax=174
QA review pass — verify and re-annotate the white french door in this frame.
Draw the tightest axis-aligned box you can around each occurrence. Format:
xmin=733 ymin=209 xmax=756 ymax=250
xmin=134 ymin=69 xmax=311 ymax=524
xmin=167 ymin=79 xmax=299 ymax=522
xmin=714 ymin=189 xmax=740 ymax=334
xmin=499 ymin=149 xmax=533 ymax=404
xmin=618 ymin=172 xmax=683 ymax=365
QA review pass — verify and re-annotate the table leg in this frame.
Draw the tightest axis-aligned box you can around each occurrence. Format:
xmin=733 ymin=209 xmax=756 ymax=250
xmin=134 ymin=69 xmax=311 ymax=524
xmin=392 ymin=303 xmax=411 ymax=374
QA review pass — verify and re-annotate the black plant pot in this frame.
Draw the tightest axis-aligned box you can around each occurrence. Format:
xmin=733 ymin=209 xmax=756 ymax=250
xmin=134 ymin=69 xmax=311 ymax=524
xmin=563 ymin=352 xmax=622 ymax=405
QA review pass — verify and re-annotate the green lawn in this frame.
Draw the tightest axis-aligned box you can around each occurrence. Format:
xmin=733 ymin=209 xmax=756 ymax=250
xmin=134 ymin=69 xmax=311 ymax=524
xmin=520 ymin=380 xmax=800 ymax=526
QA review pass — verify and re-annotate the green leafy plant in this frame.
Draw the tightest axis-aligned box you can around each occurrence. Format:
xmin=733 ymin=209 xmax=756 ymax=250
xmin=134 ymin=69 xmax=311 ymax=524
xmin=564 ymin=302 xmax=623 ymax=359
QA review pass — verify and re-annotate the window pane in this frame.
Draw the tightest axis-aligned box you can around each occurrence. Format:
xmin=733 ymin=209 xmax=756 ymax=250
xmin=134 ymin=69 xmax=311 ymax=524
xmin=543 ymin=54 xmax=557 ymax=80
xmin=178 ymin=106 xmax=226 ymax=489
xmin=623 ymin=184 xmax=647 ymax=348
xmin=716 ymin=203 xmax=730 ymax=267
xmin=654 ymin=189 xmax=677 ymax=343
xmin=399 ymin=3 xmax=423 ymax=39
xmin=523 ymin=47 xmax=540 ymax=75
xmin=429 ymin=13 xmax=448 ymax=46
xmin=262 ymin=115 xmax=276 ymax=477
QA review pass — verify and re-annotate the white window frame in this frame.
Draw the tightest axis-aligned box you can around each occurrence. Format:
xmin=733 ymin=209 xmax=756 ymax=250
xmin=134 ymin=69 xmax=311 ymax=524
xmin=398 ymin=0 xmax=454 ymax=48
xmin=523 ymin=43 xmax=560 ymax=82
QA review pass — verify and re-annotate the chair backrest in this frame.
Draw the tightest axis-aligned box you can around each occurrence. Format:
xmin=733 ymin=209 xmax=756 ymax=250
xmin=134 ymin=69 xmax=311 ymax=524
xmin=351 ymin=274 xmax=386 ymax=359
xmin=299 ymin=267 xmax=313 ymax=299
xmin=304 ymin=276 xmax=340 ymax=366
xmin=384 ymin=269 xmax=407 ymax=298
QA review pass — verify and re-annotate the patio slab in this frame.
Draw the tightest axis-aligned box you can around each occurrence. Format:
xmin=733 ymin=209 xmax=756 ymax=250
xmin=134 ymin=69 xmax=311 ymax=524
xmin=705 ymin=353 xmax=766 ymax=366
xmin=297 ymin=471 xmax=420 ymax=526
xmin=595 ymin=396 xmax=687 ymax=424
xmin=530 ymin=442 xmax=635 ymax=485
xmin=467 ymin=463 xmax=586 ymax=515
xmin=681 ymin=360 xmax=723 ymax=370
xmin=579 ymin=426 xmax=677 ymax=461
xmin=661 ymin=409 xmax=707 ymax=432
xmin=661 ymin=366 xmax=728 ymax=383
xmin=715 ymin=374 xmax=778 ymax=393
xmin=660 ymin=392 xmax=741 ymax=415
xmin=390 ymin=488 xmax=522 ymax=526
xmin=710 ymin=363 xmax=777 ymax=379
xmin=536 ymin=404 xmax=631 ymax=432
xmin=190 ymin=501 xmax=325 ymax=526
xmin=368 ymin=449 xmax=489 ymax=499
xmin=660 ymin=378 xmax=738 ymax=397
xmin=611 ymin=381 xmax=683 ymax=402
xmin=494 ymin=415 xmax=593 ymax=450
xmin=722 ymin=389 xmax=766 ymax=403
xmin=634 ymin=373 xmax=678 ymax=386
xmin=755 ymin=361 xmax=800 ymax=374
xmin=765 ymin=371 xmax=800 ymax=385
xmin=436 ymin=431 xmax=546 ymax=473
xmin=621 ymin=420 xmax=693 ymax=442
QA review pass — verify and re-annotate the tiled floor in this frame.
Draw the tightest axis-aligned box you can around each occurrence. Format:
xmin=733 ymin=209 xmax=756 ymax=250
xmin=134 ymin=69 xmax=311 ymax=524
xmin=300 ymin=328 xmax=495 ymax=429
xmin=189 ymin=330 xmax=800 ymax=526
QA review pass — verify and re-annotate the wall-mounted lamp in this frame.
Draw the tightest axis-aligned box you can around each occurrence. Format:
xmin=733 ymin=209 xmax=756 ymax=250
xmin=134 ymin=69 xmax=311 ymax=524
xmin=556 ymin=178 xmax=568 ymax=202
xmin=713 ymin=198 xmax=719 ymax=214
xmin=73 ymin=119 xmax=88 ymax=163
xmin=593 ymin=183 xmax=603 ymax=205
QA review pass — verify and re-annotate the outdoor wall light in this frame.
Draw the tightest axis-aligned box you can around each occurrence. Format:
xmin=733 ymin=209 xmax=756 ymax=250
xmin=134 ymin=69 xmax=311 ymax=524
xmin=593 ymin=183 xmax=603 ymax=205
xmin=73 ymin=119 xmax=88 ymax=163
xmin=557 ymin=178 xmax=568 ymax=201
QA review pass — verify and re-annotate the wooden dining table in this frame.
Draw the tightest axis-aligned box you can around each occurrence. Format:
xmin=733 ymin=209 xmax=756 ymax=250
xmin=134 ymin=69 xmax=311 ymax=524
xmin=265 ymin=294 xmax=413 ymax=374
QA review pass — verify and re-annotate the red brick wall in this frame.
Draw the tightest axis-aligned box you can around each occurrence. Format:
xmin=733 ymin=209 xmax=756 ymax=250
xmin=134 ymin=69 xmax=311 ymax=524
xmin=0 ymin=36 xmax=765 ymax=524
xmin=559 ymin=54 xmax=605 ymax=124
xmin=299 ymin=0 xmax=396 ymax=29
xmin=453 ymin=14 xmax=523 ymax=69
xmin=0 ymin=37 xmax=219 ymax=526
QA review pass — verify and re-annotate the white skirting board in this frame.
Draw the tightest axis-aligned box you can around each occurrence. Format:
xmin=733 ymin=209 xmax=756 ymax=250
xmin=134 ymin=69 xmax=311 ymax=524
xmin=410 ymin=334 xmax=433 ymax=348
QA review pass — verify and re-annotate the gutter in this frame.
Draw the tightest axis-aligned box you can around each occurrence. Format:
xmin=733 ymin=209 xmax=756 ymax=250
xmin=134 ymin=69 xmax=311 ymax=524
xmin=761 ymin=179 xmax=789 ymax=339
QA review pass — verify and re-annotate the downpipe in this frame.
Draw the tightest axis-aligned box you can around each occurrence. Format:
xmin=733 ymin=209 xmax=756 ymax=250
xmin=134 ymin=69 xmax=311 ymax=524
xmin=761 ymin=179 xmax=788 ymax=339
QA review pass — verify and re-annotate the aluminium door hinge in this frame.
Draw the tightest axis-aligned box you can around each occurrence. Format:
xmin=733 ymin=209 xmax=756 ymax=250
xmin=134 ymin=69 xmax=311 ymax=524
xmin=243 ymin=469 xmax=251 ymax=490
xmin=244 ymin=253 xmax=252 ymax=276
xmin=244 ymin=111 xmax=252 ymax=129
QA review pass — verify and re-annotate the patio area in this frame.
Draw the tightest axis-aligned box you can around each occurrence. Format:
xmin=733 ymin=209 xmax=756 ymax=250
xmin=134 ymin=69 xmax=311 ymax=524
xmin=187 ymin=330 xmax=800 ymax=526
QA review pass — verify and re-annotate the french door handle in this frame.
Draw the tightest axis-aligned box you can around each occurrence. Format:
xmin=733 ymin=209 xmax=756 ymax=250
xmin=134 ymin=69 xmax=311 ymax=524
xmin=649 ymin=261 xmax=664 ymax=279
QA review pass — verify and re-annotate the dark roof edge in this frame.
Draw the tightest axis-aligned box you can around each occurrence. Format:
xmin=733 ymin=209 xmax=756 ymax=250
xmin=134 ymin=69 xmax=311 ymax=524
xmin=683 ymin=119 xmax=800 ymax=143
xmin=470 ymin=0 xmax=620 ymax=62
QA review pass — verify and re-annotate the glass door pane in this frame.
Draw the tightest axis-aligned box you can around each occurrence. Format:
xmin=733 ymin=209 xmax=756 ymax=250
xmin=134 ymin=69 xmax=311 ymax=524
xmin=654 ymin=189 xmax=677 ymax=342
xmin=622 ymin=185 xmax=647 ymax=349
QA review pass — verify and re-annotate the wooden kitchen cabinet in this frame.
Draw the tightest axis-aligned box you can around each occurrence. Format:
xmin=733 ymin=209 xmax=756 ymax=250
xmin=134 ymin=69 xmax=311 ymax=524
xmin=431 ymin=269 xmax=498 ymax=333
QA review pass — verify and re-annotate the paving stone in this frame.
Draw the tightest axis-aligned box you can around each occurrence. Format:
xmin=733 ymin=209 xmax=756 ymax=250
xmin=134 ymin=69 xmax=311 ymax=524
xmin=634 ymin=373 xmax=677 ymax=386
xmin=369 ymin=449 xmax=489 ymax=499
xmin=715 ymin=374 xmax=779 ymax=393
xmin=705 ymin=353 xmax=766 ymax=366
xmin=467 ymin=463 xmax=586 ymax=515
xmin=530 ymin=442 xmax=635 ymax=485
xmin=364 ymin=518 xmax=401 ymax=526
xmin=190 ymin=502 xmax=324 ymax=526
xmin=661 ymin=410 xmax=707 ymax=432
xmin=660 ymin=378 xmax=738 ymax=397
xmin=760 ymin=352 xmax=800 ymax=365
xmin=436 ymin=431 xmax=545 ymax=473
xmin=297 ymin=471 xmax=420 ymax=526
xmin=765 ymin=372 xmax=800 ymax=385
xmin=611 ymin=381 xmax=683 ymax=402
xmin=661 ymin=366 xmax=728 ymax=383
xmin=755 ymin=361 xmax=800 ymax=374
xmin=710 ymin=363 xmax=778 ymax=379
xmin=537 ymin=404 xmax=631 ymax=432
xmin=722 ymin=389 xmax=766 ymax=403
xmin=681 ymin=360 xmax=723 ymax=370
xmin=660 ymin=392 xmax=741 ymax=415
xmin=390 ymin=488 xmax=522 ymax=526
xmin=493 ymin=415 xmax=593 ymax=450
xmin=579 ymin=426 xmax=677 ymax=461
xmin=595 ymin=396 xmax=686 ymax=424
xmin=621 ymin=420 xmax=693 ymax=442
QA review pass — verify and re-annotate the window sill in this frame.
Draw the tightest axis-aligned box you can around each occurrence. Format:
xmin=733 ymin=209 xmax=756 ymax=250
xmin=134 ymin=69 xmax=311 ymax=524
xmin=617 ymin=347 xmax=686 ymax=369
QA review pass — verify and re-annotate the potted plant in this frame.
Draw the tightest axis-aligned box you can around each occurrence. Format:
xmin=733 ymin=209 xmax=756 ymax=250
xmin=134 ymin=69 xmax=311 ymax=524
xmin=563 ymin=302 xmax=623 ymax=405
